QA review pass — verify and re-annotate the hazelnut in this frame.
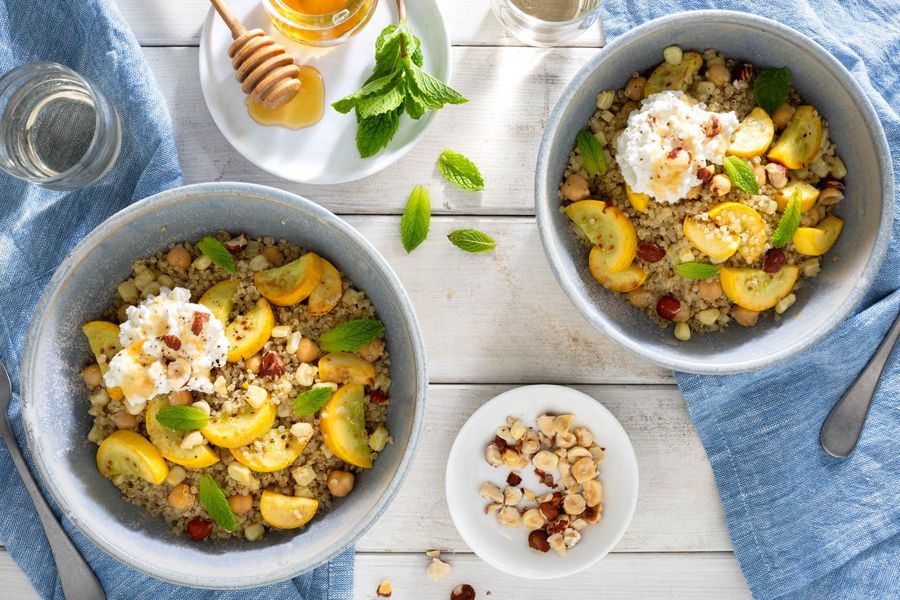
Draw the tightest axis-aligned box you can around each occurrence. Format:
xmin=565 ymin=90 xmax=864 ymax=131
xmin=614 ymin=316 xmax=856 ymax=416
xmin=697 ymin=166 xmax=715 ymax=183
xmin=450 ymin=584 xmax=476 ymax=600
xmin=536 ymin=414 xmax=556 ymax=437
xmin=166 ymin=358 xmax=191 ymax=390
xmin=257 ymin=351 xmax=285 ymax=379
xmin=573 ymin=427 xmax=593 ymax=447
xmin=532 ymin=450 xmax=559 ymax=471
xmin=582 ymin=479 xmax=604 ymax=507
xmin=528 ymin=529 xmax=551 ymax=553
xmin=563 ymin=493 xmax=587 ymax=516
xmin=590 ymin=446 xmax=606 ymax=463
xmin=426 ymin=557 xmax=452 ymax=581
xmin=484 ymin=444 xmax=503 ymax=468
xmin=509 ymin=419 xmax=527 ymax=441
xmin=737 ymin=63 xmax=754 ymax=81
xmin=521 ymin=430 xmax=541 ymax=455
xmin=564 ymin=527 xmax=582 ymax=549
xmin=506 ymin=472 xmax=522 ymax=486
xmin=479 ymin=481 xmax=503 ymax=504
xmin=484 ymin=502 xmax=501 ymax=515
xmin=503 ymin=486 xmax=523 ymax=506
xmin=539 ymin=501 xmax=560 ymax=522
xmin=522 ymin=508 xmax=546 ymax=531
xmin=710 ymin=173 xmax=732 ymax=196
xmin=376 ymin=580 xmax=393 ymax=597
xmin=223 ymin=233 xmax=248 ymax=254
xmin=555 ymin=431 xmax=577 ymax=449
xmin=572 ymin=457 xmax=597 ymax=483
xmin=583 ymin=504 xmax=602 ymax=524
xmin=553 ymin=414 xmax=575 ymax=434
xmin=502 ymin=448 xmax=521 ymax=469
xmin=495 ymin=426 xmax=515 ymax=446
xmin=765 ymin=162 xmax=789 ymax=188
xmin=547 ymin=533 xmax=567 ymax=556
xmin=567 ymin=446 xmax=591 ymax=462
xmin=497 ymin=506 xmax=521 ymax=527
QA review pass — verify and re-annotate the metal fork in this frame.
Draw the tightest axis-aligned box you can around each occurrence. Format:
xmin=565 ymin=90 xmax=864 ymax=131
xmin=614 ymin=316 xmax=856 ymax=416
xmin=0 ymin=359 xmax=105 ymax=599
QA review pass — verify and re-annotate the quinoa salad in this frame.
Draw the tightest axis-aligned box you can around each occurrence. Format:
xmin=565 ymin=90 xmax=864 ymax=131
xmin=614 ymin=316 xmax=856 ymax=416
xmin=81 ymin=233 xmax=392 ymax=541
xmin=559 ymin=46 xmax=847 ymax=341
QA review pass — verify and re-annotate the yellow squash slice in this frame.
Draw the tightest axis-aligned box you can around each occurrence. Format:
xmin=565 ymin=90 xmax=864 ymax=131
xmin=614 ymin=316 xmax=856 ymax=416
xmin=198 ymin=279 xmax=239 ymax=324
xmin=225 ymin=298 xmax=274 ymax=362
xmin=253 ymin=253 xmax=324 ymax=307
xmin=200 ymin=398 xmax=276 ymax=449
xmin=318 ymin=352 xmax=376 ymax=386
xmin=230 ymin=426 xmax=309 ymax=472
xmin=565 ymin=200 xmax=637 ymax=273
xmin=82 ymin=320 xmax=124 ymax=400
xmin=643 ymin=52 xmax=703 ymax=97
xmin=720 ymin=266 xmax=800 ymax=311
xmin=96 ymin=430 xmax=169 ymax=485
xmin=708 ymin=202 xmax=768 ymax=263
xmin=259 ymin=490 xmax=318 ymax=529
xmin=625 ymin=183 xmax=650 ymax=213
xmin=767 ymin=106 xmax=823 ymax=169
xmin=588 ymin=247 xmax=647 ymax=293
xmin=146 ymin=397 xmax=219 ymax=469
xmin=792 ymin=215 xmax=844 ymax=256
xmin=683 ymin=216 xmax=740 ymax=261
xmin=319 ymin=383 xmax=373 ymax=468
xmin=728 ymin=107 xmax=775 ymax=157
xmin=774 ymin=181 xmax=819 ymax=213
xmin=307 ymin=258 xmax=343 ymax=316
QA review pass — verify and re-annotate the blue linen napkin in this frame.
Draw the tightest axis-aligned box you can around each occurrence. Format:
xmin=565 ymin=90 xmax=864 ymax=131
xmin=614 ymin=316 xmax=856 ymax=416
xmin=602 ymin=1 xmax=900 ymax=598
xmin=0 ymin=1 xmax=353 ymax=598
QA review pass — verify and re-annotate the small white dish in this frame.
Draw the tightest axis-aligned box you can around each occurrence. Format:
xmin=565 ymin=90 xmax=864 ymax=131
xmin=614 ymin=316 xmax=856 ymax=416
xmin=445 ymin=384 xmax=639 ymax=579
xmin=199 ymin=0 xmax=450 ymax=185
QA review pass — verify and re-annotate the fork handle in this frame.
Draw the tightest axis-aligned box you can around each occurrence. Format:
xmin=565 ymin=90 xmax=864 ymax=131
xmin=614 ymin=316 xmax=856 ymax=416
xmin=0 ymin=421 xmax=105 ymax=599
xmin=820 ymin=307 xmax=900 ymax=457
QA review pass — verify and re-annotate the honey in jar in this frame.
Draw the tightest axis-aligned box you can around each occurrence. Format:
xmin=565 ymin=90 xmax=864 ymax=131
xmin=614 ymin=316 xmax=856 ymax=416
xmin=263 ymin=0 xmax=378 ymax=46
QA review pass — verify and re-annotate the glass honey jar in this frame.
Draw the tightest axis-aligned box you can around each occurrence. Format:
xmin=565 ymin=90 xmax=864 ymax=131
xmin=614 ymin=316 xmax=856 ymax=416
xmin=263 ymin=0 xmax=379 ymax=47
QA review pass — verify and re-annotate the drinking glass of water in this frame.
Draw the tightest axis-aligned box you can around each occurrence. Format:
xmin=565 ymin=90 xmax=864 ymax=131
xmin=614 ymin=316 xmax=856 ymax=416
xmin=0 ymin=62 xmax=120 ymax=191
xmin=490 ymin=0 xmax=604 ymax=46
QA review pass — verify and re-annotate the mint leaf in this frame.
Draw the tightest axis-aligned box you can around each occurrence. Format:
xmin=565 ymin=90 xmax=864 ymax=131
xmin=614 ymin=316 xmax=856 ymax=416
xmin=438 ymin=150 xmax=484 ymax=192
xmin=674 ymin=262 xmax=720 ymax=279
xmin=576 ymin=130 xmax=607 ymax=178
xmin=357 ymin=109 xmax=401 ymax=158
xmin=155 ymin=406 xmax=208 ymax=432
xmin=772 ymin=188 xmax=802 ymax=248
xmin=197 ymin=236 xmax=235 ymax=272
xmin=404 ymin=86 xmax=425 ymax=120
xmin=448 ymin=229 xmax=496 ymax=253
xmin=319 ymin=319 xmax=385 ymax=352
xmin=400 ymin=185 xmax=430 ymax=253
xmin=293 ymin=387 xmax=333 ymax=416
xmin=406 ymin=63 xmax=467 ymax=109
xmin=722 ymin=156 xmax=760 ymax=195
xmin=754 ymin=67 xmax=791 ymax=115
xmin=332 ymin=73 xmax=397 ymax=114
xmin=357 ymin=76 xmax=406 ymax=118
xmin=198 ymin=475 xmax=236 ymax=532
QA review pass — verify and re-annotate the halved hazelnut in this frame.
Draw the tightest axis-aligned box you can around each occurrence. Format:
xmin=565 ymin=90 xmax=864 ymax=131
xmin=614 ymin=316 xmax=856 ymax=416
xmin=528 ymin=529 xmax=551 ymax=553
xmin=547 ymin=532 xmax=566 ymax=556
xmin=582 ymin=479 xmax=604 ymax=507
xmin=572 ymin=457 xmax=597 ymax=483
xmin=556 ymin=431 xmax=577 ymax=449
xmin=532 ymin=450 xmax=559 ymax=471
xmin=563 ymin=493 xmax=586 ymax=516
xmin=553 ymin=414 xmax=575 ymax=434
xmin=479 ymin=481 xmax=503 ymax=504
xmin=166 ymin=358 xmax=191 ymax=389
xmin=502 ymin=448 xmax=521 ymax=469
xmin=573 ymin=427 xmax=593 ymax=447
xmin=223 ymin=233 xmax=248 ymax=254
xmin=426 ymin=557 xmax=452 ymax=581
xmin=497 ymin=506 xmax=521 ymax=527
xmin=450 ymin=584 xmax=476 ymax=600
xmin=536 ymin=415 xmax=556 ymax=437
xmin=503 ymin=486 xmax=523 ymax=506
xmin=376 ymin=580 xmax=393 ymax=597
xmin=484 ymin=444 xmax=503 ymax=467
xmin=522 ymin=508 xmax=546 ymax=531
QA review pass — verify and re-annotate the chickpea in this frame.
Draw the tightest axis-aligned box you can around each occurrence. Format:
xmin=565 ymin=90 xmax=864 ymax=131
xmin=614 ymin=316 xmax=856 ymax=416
xmin=245 ymin=353 xmax=262 ymax=374
xmin=698 ymin=279 xmax=723 ymax=302
xmin=228 ymin=494 xmax=253 ymax=515
xmin=706 ymin=63 xmax=731 ymax=88
xmin=110 ymin=410 xmax=137 ymax=430
xmin=82 ymin=364 xmax=102 ymax=388
xmin=262 ymin=245 xmax=285 ymax=266
xmin=732 ymin=306 xmax=760 ymax=327
xmin=169 ymin=389 xmax=193 ymax=406
xmin=168 ymin=483 xmax=195 ymax=511
xmin=626 ymin=287 xmax=653 ymax=308
xmin=560 ymin=174 xmax=590 ymax=202
xmin=166 ymin=245 xmax=192 ymax=269
xmin=327 ymin=470 xmax=355 ymax=497
xmin=357 ymin=339 xmax=384 ymax=363
xmin=710 ymin=173 xmax=732 ymax=196
xmin=672 ymin=305 xmax=691 ymax=323
xmin=296 ymin=338 xmax=319 ymax=363
xmin=772 ymin=103 xmax=796 ymax=129
xmin=624 ymin=76 xmax=646 ymax=101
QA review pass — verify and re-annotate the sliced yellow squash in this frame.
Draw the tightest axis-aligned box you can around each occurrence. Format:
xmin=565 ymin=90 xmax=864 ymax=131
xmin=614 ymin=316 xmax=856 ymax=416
xmin=230 ymin=427 xmax=308 ymax=472
xmin=643 ymin=52 xmax=703 ymax=97
xmin=319 ymin=383 xmax=373 ymax=468
xmin=146 ymin=397 xmax=219 ymax=469
xmin=588 ymin=247 xmax=647 ymax=293
xmin=318 ymin=352 xmax=376 ymax=386
xmin=225 ymin=298 xmax=274 ymax=362
xmin=774 ymin=181 xmax=819 ymax=213
xmin=708 ymin=202 xmax=768 ymax=263
xmin=564 ymin=200 xmax=637 ymax=273
xmin=625 ymin=183 xmax=650 ymax=213
xmin=683 ymin=216 xmax=740 ymax=261
xmin=198 ymin=279 xmax=239 ymax=324
xmin=96 ymin=430 xmax=169 ymax=485
xmin=253 ymin=253 xmax=324 ymax=307
xmin=767 ymin=106 xmax=823 ymax=169
xmin=201 ymin=398 xmax=276 ymax=449
xmin=728 ymin=107 xmax=775 ymax=157
xmin=82 ymin=320 xmax=124 ymax=399
xmin=308 ymin=258 xmax=343 ymax=316
xmin=720 ymin=266 xmax=799 ymax=311
xmin=260 ymin=490 xmax=318 ymax=529
xmin=792 ymin=215 xmax=843 ymax=256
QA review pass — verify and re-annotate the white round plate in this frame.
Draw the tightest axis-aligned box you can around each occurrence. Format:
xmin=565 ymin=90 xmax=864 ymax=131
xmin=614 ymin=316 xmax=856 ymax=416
xmin=445 ymin=385 xmax=639 ymax=579
xmin=199 ymin=0 xmax=450 ymax=184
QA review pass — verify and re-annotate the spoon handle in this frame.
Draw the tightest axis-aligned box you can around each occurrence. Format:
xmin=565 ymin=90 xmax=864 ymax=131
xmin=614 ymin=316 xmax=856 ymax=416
xmin=0 ymin=366 xmax=105 ymax=599
xmin=820 ymin=308 xmax=900 ymax=457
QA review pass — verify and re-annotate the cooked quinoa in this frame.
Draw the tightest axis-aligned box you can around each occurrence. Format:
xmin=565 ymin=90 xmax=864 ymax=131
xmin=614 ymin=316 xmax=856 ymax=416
xmin=559 ymin=47 xmax=847 ymax=340
xmin=81 ymin=233 xmax=391 ymax=541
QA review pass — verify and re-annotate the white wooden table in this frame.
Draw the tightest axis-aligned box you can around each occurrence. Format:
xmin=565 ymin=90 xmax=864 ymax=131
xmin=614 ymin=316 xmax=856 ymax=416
xmin=0 ymin=1 xmax=753 ymax=597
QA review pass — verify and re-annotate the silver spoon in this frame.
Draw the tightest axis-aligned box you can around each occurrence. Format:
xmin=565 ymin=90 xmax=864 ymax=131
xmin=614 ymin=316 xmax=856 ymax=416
xmin=0 ymin=359 xmax=106 ymax=599
xmin=820 ymin=308 xmax=900 ymax=457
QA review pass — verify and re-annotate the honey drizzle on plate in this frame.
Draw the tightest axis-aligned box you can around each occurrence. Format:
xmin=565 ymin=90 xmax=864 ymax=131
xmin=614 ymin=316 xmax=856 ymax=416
xmin=246 ymin=65 xmax=325 ymax=129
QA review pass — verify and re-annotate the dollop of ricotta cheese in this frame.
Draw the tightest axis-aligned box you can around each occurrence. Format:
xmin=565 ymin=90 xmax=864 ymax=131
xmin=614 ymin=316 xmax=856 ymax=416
xmin=104 ymin=287 xmax=228 ymax=414
xmin=616 ymin=90 xmax=738 ymax=205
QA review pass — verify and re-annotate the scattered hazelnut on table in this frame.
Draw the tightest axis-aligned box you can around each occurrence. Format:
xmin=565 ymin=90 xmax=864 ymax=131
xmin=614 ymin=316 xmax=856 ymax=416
xmin=450 ymin=584 xmax=476 ymax=600
xmin=376 ymin=580 xmax=393 ymax=597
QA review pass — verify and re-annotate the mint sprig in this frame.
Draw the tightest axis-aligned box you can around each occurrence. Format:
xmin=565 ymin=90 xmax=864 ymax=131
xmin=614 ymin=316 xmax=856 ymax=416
xmin=753 ymin=67 xmax=791 ymax=115
xmin=772 ymin=188 xmax=802 ymax=248
xmin=333 ymin=20 xmax=467 ymax=158
xmin=576 ymin=130 xmax=607 ymax=178
xmin=155 ymin=406 xmax=208 ymax=432
xmin=320 ymin=319 xmax=385 ymax=353
xmin=198 ymin=475 xmax=236 ymax=532
xmin=674 ymin=262 xmax=720 ymax=279
xmin=293 ymin=387 xmax=334 ymax=416
xmin=401 ymin=185 xmax=430 ymax=253
xmin=722 ymin=156 xmax=760 ymax=195
xmin=448 ymin=229 xmax=496 ymax=253
xmin=197 ymin=236 xmax=235 ymax=272
xmin=438 ymin=150 xmax=484 ymax=192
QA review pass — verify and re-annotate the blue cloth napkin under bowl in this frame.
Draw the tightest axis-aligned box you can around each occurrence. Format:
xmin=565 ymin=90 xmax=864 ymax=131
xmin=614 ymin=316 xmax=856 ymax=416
xmin=603 ymin=1 xmax=900 ymax=598
xmin=0 ymin=0 xmax=353 ymax=598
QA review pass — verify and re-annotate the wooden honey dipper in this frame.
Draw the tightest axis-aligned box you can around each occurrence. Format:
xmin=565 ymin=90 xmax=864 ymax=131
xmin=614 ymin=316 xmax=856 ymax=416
xmin=209 ymin=0 xmax=302 ymax=109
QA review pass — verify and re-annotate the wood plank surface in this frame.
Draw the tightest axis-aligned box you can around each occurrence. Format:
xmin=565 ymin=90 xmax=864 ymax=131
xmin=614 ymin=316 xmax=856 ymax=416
xmin=143 ymin=46 xmax=599 ymax=216
xmin=117 ymin=0 xmax=607 ymax=48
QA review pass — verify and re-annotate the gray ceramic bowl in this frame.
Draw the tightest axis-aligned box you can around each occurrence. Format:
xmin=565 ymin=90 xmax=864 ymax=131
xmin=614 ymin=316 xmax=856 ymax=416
xmin=536 ymin=11 xmax=894 ymax=374
xmin=20 ymin=182 xmax=428 ymax=588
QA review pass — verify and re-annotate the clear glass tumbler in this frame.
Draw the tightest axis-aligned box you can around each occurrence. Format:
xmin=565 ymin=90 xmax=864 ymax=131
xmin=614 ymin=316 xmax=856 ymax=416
xmin=489 ymin=0 xmax=604 ymax=47
xmin=0 ymin=62 xmax=120 ymax=191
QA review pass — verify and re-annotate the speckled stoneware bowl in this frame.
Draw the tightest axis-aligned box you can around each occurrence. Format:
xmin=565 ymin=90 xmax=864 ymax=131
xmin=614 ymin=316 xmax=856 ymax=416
xmin=20 ymin=182 xmax=428 ymax=588
xmin=536 ymin=11 xmax=894 ymax=374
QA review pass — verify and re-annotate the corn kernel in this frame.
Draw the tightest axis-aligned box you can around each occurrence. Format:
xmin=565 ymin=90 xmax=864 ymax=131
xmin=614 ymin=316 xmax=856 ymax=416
xmin=292 ymin=465 xmax=316 ymax=486
xmin=674 ymin=322 xmax=691 ymax=341
xmin=192 ymin=255 xmax=212 ymax=271
xmin=663 ymin=45 xmax=683 ymax=65
xmin=271 ymin=325 xmax=291 ymax=338
xmin=696 ymin=308 xmax=721 ymax=326
xmin=245 ymin=385 xmax=268 ymax=409
xmin=244 ymin=523 xmax=265 ymax=541
xmin=801 ymin=258 xmax=821 ymax=278
xmin=775 ymin=293 xmax=797 ymax=314
xmin=117 ymin=280 xmax=139 ymax=303
xmin=368 ymin=426 xmax=391 ymax=452
xmin=248 ymin=254 xmax=270 ymax=272
xmin=595 ymin=90 xmax=614 ymax=110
